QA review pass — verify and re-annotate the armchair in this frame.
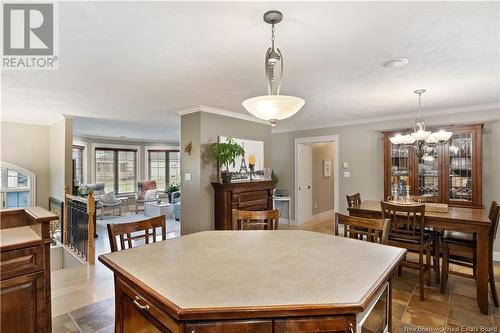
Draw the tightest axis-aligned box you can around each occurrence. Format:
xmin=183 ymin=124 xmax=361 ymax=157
xmin=82 ymin=182 xmax=105 ymax=197
xmin=99 ymin=191 xmax=122 ymax=219
xmin=135 ymin=180 xmax=158 ymax=213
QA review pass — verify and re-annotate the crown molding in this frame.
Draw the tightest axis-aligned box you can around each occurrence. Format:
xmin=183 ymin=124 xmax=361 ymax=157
xmin=272 ymin=102 xmax=500 ymax=134
xmin=73 ymin=132 xmax=179 ymax=144
xmin=177 ymin=105 xmax=271 ymax=125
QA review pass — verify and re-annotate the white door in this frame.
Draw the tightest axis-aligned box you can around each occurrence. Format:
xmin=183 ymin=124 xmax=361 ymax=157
xmin=297 ymin=143 xmax=312 ymax=223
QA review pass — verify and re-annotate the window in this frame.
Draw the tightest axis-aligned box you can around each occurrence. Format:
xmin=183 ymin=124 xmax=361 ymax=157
xmin=148 ymin=150 xmax=180 ymax=190
xmin=95 ymin=148 xmax=137 ymax=194
xmin=0 ymin=163 xmax=35 ymax=209
xmin=72 ymin=145 xmax=84 ymax=186
xmin=118 ymin=151 xmax=135 ymax=193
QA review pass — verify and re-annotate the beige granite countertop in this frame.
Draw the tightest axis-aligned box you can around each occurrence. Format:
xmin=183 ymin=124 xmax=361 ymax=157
xmin=100 ymin=230 xmax=405 ymax=310
xmin=0 ymin=226 xmax=41 ymax=248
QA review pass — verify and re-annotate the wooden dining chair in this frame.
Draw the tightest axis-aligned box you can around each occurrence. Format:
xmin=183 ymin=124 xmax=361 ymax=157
xmin=440 ymin=201 xmax=499 ymax=307
xmin=335 ymin=213 xmax=389 ymax=244
xmin=107 ymin=215 xmax=166 ymax=252
xmin=381 ymin=201 xmax=433 ymax=301
xmin=346 ymin=193 xmax=362 ymax=208
xmin=232 ymin=209 xmax=280 ymax=230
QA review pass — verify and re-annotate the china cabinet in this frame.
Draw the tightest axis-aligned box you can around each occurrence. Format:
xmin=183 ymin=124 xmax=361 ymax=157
xmin=384 ymin=124 xmax=482 ymax=207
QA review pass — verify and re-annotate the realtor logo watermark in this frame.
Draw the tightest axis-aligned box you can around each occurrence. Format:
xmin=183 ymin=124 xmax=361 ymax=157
xmin=2 ymin=2 xmax=59 ymax=70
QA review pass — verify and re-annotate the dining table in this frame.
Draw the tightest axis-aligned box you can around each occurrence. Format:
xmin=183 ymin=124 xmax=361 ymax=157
xmin=348 ymin=200 xmax=492 ymax=315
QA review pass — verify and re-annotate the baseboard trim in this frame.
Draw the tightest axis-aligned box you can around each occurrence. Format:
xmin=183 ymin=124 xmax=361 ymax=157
xmin=493 ymin=251 xmax=500 ymax=262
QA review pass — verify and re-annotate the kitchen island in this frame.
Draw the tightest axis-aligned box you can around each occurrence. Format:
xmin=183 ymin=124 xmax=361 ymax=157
xmin=99 ymin=230 xmax=405 ymax=332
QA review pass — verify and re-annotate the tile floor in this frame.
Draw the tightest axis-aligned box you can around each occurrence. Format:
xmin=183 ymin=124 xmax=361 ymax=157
xmin=52 ymin=212 xmax=500 ymax=332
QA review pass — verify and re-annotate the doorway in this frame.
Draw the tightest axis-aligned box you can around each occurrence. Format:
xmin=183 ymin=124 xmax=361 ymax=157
xmin=294 ymin=135 xmax=339 ymax=225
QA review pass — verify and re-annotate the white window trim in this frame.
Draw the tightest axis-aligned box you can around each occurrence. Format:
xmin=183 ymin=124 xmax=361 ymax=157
xmin=0 ymin=161 xmax=36 ymax=207
xmin=90 ymin=143 xmax=141 ymax=194
xmin=144 ymin=145 xmax=180 ymax=180
xmin=72 ymin=140 xmax=88 ymax=184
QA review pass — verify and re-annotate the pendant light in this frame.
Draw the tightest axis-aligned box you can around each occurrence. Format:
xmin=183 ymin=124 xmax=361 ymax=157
xmin=242 ymin=10 xmax=305 ymax=127
xmin=390 ymin=90 xmax=453 ymax=159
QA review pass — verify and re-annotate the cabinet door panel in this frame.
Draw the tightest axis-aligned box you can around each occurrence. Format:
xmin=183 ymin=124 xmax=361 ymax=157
xmin=0 ymin=245 xmax=44 ymax=280
xmin=186 ymin=320 xmax=272 ymax=333
xmin=274 ymin=316 xmax=355 ymax=333
xmin=417 ymin=145 xmax=441 ymax=202
xmin=445 ymin=126 xmax=482 ymax=207
xmin=0 ymin=271 xmax=45 ymax=333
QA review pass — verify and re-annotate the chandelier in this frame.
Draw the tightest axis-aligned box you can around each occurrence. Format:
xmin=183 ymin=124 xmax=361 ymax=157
xmin=242 ymin=10 xmax=305 ymax=127
xmin=390 ymin=89 xmax=453 ymax=160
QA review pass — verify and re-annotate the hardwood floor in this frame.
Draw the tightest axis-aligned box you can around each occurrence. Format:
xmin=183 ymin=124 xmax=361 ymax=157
xmin=52 ymin=211 xmax=500 ymax=332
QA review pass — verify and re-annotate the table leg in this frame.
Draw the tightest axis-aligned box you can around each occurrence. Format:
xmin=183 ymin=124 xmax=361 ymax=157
xmin=476 ymin=228 xmax=489 ymax=315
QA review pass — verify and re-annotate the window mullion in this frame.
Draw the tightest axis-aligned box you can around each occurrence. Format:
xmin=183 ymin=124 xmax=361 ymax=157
xmin=165 ymin=152 xmax=170 ymax=186
xmin=114 ymin=151 xmax=119 ymax=193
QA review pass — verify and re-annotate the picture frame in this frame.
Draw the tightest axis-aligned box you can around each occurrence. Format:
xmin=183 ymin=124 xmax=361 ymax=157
xmin=323 ymin=160 xmax=331 ymax=178
xmin=218 ymin=136 xmax=265 ymax=182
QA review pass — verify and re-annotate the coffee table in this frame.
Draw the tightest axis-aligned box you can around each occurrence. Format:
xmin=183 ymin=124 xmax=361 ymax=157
xmin=144 ymin=202 xmax=174 ymax=219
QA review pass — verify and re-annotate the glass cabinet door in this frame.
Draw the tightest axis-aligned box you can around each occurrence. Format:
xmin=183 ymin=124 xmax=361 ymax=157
xmin=390 ymin=145 xmax=411 ymax=197
xmin=448 ymin=131 xmax=474 ymax=204
xmin=417 ymin=146 xmax=439 ymax=201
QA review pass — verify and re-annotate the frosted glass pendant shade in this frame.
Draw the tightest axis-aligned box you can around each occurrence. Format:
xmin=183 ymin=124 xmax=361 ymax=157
xmin=390 ymin=133 xmax=416 ymax=145
xmin=411 ymin=130 xmax=431 ymax=141
xmin=390 ymin=134 xmax=404 ymax=144
xmin=401 ymin=134 xmax=416 ymax=144
xmin=425 ymin=134 xmax=439 ymax=144
xmin=432 ymin=130 xmax=453 ymax=142
xmin=242 ymin=95 xmax=305 ymax=121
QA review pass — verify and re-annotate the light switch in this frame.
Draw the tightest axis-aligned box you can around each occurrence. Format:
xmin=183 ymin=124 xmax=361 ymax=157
xmin=184 ymin=173 xmax=192 ymax=181
xmin=344 ymin=171 xmax=350 ymax=178
xmin=343 ymin=161 xmax=349 ymax=169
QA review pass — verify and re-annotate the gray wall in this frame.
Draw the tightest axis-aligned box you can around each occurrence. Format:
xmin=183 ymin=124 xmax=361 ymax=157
xmin=49 ymin=118 xmax=73 ymax=199
xmin=311 ymin=142 xmax=334 ymax=215
xmin=180 ymin=112 xmax=202 ymax=234
xmin=271 ymin=110 xmax=500 ymax=249
xmin=181 ymin=111 xmax=272 ymax=235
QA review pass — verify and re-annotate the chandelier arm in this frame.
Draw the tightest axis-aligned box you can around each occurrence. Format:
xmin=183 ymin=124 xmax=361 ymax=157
xmin=276 ymin=48 xmax=283 ymax=95
xmin=265 ymin=48 xmax=273 ymax=95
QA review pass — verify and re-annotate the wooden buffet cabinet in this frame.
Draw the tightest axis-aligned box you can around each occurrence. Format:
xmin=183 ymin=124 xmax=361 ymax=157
xmin=0 ymin=207 xmax=58 ymax=333
xmin=384 ymin=124 xmax=483 ymax=207
xmin=212 ymin=181 xmax=274 ymax=230
xmin=100 ymin=231 xmax=405 ymax=333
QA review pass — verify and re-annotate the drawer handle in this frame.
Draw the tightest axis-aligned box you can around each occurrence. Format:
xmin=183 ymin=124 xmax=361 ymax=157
xmin=133 ymin=296 xmax=150 ymax=311
xmin=348 ymin=323 xmax=354 ymax=333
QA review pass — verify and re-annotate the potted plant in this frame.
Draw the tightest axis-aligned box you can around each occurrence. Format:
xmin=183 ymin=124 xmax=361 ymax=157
xmin=165 ymin=182 xmax=180 ymax=196
xmin=210 ymin=138 xmax=245 ymax=183
xmin=165 ymin=181 xmax=180 ymax=202
xmin=271 ymin=169 xmax=279 ymax=189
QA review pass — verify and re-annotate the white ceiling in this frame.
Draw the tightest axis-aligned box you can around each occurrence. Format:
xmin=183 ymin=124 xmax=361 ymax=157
xmin=2 ymin=1 xmax=499 ymax=141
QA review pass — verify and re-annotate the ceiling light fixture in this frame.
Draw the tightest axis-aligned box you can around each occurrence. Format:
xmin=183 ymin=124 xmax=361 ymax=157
xmin=389 ymin=89 xmax=453 ymax=160
xmin=242 ymin=10 xmax=305 ymax=127
xmin=382 ymin=58 xmax=409 ymax=69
